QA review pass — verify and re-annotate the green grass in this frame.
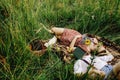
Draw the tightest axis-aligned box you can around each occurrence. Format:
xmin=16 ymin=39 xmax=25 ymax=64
xmin=0 ymin=0 xmax=120 ymax=80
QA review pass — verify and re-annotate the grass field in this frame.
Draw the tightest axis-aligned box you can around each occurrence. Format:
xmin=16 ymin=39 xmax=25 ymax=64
xmin=0 ymin=0 xmax=120 ymax=80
